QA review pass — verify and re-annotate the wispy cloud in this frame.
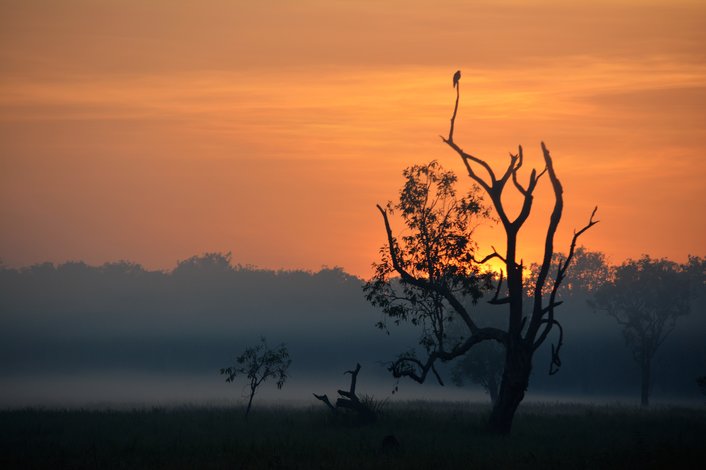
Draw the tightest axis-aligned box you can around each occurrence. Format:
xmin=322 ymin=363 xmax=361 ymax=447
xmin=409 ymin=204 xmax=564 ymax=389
xmin=1 ymin=1 xmax=704 ymax=275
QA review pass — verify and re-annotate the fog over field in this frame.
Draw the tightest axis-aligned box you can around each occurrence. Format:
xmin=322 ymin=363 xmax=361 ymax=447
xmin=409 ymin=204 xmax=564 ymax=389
xmin=1 ymin=253 xmax=703 ymax=409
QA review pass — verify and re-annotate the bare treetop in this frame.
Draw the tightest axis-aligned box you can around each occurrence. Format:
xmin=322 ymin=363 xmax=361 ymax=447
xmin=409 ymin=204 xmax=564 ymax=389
xmin=367 ymin=70 xmax=598 ymax=434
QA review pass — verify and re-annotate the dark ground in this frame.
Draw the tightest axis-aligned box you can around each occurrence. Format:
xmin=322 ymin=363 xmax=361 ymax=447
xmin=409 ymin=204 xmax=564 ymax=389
xmin=1 ymin=402 xmax=705 ymax=469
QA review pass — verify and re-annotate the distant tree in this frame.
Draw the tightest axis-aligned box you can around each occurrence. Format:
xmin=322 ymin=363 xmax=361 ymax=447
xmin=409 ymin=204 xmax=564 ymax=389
xmin=590 ymin=256 xmax=691 ymax=406
xmin=220 ymin=337 xmax=291 ymax=419
xmin=684 ymin=255 xmax=705 ymax=300
xmin=99 ymin=260 xmax=145 ymax=276
xmin=174 ymin=252 xmax=233 ymax=275
xmin=671 ymin=256 xmax=703 ymax=401
xmin=527 ymin=247 xmax=609 ymax=300
xmin=367 ymin=72 xmax=597 ymax=434
xmin=698 ymin=376 xmax=706 ymax=397
xmin=452 ymin=341 xmax=504 ymax=404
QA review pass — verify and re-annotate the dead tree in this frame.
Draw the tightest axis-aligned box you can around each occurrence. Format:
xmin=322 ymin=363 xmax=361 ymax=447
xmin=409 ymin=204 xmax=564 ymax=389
xmin=369 ymin=71 xmax=598 ymax=434
xmin=313 ymin=363 xmax=377 ymax=422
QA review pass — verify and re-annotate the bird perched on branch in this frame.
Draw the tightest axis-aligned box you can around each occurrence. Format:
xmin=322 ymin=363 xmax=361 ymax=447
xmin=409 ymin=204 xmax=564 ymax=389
xmin=453 ymin=70 xmax=461 ymax=88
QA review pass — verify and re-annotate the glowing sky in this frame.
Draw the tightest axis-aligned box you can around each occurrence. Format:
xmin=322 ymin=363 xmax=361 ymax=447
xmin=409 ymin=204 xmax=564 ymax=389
xmin=1 ymin=0 xmax=705 ymax=277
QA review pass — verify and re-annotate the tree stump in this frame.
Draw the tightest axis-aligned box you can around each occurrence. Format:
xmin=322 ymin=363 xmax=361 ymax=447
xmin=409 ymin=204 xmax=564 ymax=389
xmin=313 ymin=363 xmax=377 ymax=422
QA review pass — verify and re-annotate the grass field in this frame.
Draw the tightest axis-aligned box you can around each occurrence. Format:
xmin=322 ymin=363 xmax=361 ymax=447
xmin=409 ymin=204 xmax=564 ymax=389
xmin=1 ymin=401 xmax=704 ymax=469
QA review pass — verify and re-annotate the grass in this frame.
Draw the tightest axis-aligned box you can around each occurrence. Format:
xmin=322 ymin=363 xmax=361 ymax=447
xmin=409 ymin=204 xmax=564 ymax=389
xmin=1 ymin=401 xmax=705 ymax=469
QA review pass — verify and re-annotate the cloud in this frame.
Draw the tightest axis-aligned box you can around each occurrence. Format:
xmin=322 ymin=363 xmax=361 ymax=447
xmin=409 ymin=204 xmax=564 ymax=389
xmin=1 ymin=1 xmax=705 ymax=275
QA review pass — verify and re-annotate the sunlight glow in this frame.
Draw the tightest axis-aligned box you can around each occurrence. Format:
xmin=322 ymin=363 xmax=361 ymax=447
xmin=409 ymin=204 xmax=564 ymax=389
xmin=1 ymin=0 xmax=704 ymax=276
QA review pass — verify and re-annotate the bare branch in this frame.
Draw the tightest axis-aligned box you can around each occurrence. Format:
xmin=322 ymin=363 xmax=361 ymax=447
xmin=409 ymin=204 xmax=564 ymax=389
xmin=532 ymin=207 xmax=599 ymax=349
xmin=547 ymin=319 xmax=564 ymax=376
xmin=474 ymin=245 xmax=507 ymax=265
xmin=515 ymin=145 xmax=524 ymax=173
xmin=448 ymin=75 xmax=460 ymax=143
xmin=312 ymin=393 xmax=336 ymax=412
xmin=511 ymin=146 xmax=528 ymax=196
xmin=535 ymin=167 xmax=548 ymax=182
xmin=389 ymin=327 xmax=507 ymax=385
xmin=527 ymin=143 xmax=565 ymax=335
xmin=507 ymin=148 xmax=546 ymax=229
xmin=440 ymin=138 xmax=495 ymax=193
xmin=343 ymin=363 xmax=361 ymax=396
xmin=474 ymin=252 xmax=503 ymax=265
xmin=488 ymin=270 xmax=510 ymax=305
xmin=442 ymin=78 xmax=497 ymax=190
xmin=376 ymin=204 xmax=420 ymax=285
xmin=499 ymin=152 xmax=520 ymax=186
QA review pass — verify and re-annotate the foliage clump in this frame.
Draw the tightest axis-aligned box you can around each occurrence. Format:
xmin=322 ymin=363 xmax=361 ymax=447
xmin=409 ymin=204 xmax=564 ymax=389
xmin=364 ymin=161 xmax=492 ymax=384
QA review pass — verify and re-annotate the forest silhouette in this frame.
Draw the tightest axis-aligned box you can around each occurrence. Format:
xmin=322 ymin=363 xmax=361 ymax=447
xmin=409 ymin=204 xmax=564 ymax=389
xmin=1 ymin=251 xmax=703 ymax=406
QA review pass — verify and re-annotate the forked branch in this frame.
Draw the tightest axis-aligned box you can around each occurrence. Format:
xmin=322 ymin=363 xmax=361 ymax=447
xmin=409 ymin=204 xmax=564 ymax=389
xmin=474 ymin=245 xmax=507 ymax=265
xmin=544 ymin=319 xmax=564 ymax=376
xmin=443 ymin=80 xmax=496 ymax=191
xmin=532 ymin=206 xmax=600 ymax=351
xmin=442 ymin=80 xmax=547 ymax=231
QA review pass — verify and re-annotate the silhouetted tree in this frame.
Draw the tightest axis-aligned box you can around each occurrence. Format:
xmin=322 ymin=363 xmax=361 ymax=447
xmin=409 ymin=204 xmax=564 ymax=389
xmin=367 ymin=71 xmax=597 ymax=434
xmin=591 ymin=256 xmax=691 ymax=406
xmin=365 ymin=160 xmax=493 ymax=385
xmin=220 ymin=337 xmax=291 ymax=418
xmin=684 ymin=255 xmax=705 ymax=300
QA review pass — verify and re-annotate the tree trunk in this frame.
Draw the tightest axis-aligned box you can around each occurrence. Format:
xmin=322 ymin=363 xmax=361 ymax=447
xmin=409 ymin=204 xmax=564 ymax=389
xmin=640 ymin=353 xmax=651 ymax=407
xmin=487 ymin=343 xmax=532 ymax=434
xmin=245 ymin=387 xmax=256 ymax=419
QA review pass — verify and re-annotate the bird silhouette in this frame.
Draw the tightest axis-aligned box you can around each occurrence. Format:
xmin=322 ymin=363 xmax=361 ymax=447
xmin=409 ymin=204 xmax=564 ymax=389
xmin=453 ymin=70 xmax=461 ymax=88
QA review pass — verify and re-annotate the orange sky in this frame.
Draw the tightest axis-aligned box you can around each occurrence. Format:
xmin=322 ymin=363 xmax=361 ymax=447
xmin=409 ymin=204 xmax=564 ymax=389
xmin=1 ymin=0 xmax=705 ymax=277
